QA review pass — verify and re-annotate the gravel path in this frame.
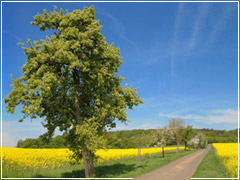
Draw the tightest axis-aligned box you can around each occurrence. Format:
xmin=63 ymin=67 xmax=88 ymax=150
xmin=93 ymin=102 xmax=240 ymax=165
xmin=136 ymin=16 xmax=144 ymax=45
xmin=134 ymin=145 xmax=211 ymax=180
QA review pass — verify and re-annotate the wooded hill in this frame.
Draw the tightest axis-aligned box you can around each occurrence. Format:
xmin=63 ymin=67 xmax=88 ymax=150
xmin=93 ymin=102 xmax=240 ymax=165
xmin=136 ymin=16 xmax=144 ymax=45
xmin=17 ymin=128 xmax=239 ymax=149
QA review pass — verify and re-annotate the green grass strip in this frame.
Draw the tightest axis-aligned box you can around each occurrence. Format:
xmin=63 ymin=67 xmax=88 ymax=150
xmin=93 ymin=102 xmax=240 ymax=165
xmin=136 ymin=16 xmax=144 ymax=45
xmin=192 ymin=145 xmax=230 ymax=179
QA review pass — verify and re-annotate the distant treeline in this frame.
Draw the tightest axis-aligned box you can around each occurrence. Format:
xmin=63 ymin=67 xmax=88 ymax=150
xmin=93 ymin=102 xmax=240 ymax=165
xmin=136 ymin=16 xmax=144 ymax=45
xmin=17 ymin=128 xmax=239 ymax=149
xmin=200 ymin=128 xmax=238 ymax=144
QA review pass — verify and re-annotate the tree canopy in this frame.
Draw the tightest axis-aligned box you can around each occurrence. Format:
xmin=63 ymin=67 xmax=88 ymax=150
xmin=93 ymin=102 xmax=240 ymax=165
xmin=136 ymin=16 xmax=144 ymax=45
xmin=5 ymin=6 xmax=143 ymax=177
xmin=183 ymin=125 xmax=194 ymax=150
xmin=168 ymin=119 xmax=185 ymax=153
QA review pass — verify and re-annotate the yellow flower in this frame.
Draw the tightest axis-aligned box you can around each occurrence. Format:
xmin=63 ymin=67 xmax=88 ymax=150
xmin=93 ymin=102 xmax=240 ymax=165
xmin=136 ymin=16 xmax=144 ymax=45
xmin=2 ymin=146 xmax=184 ymax=170
xmin=212 ymin=143 xmax=239 ymax=178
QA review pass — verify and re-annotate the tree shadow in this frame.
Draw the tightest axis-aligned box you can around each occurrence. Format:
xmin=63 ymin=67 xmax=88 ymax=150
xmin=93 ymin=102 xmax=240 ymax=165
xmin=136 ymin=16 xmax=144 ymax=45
xmin=61 ymin=163 xmax=138 ymax=178
xmin=61 ymin=169 xmax=85 ymax=178
xmin=31 ymin=174 xmax=58 ymax=178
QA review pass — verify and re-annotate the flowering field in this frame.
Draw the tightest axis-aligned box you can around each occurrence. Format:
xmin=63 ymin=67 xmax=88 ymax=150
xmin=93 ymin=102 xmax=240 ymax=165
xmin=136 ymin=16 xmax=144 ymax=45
xmin=212 ymin=143 xmax=239 ymax=178
xmin=2 ymin=147 xmax=184 ymax=170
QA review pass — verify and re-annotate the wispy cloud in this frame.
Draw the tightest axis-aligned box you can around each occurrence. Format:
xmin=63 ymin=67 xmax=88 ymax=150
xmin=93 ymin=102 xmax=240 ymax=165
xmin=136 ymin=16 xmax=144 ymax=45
xmin=184 ymin=3 xmax=210 ymax=61
xmin=169 ymin=3 xmax=236 ymax=67
xmin=97 ymin=8 xmax=136 ymax=46
xmin=138 ymin=42 xmax=171 ymax=66
xmin=3 ymin=30 xmax=24 ymax=43
xmin=170 ymin=3 xmax=185 ymax=78
xmin=205 ymin=4 xmax=235 ymax=47
xmin=159 ymin=109 xmax=238 ymax=124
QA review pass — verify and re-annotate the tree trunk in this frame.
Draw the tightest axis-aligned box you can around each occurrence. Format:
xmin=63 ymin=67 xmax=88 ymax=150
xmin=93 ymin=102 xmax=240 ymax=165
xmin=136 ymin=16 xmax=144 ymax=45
xmin=184 ymin=141 xmax=187 ymax=151
xmin=82 ymin=143 xmax=95 ymax=178
xmin=162 ymin=146 xmax=164 ymax=158
xmin=176 ymin=142 xmax=180 ymax=153
xmin=73 ymin=73 xmax=95 ymax=178
xmin=138 ymin=148 xmax=141 ymax=165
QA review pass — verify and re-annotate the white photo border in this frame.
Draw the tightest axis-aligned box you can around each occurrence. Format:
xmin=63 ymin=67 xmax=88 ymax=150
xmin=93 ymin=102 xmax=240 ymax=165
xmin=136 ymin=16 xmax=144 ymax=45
xmin=1 ymin=1 xmax=239 ymax=179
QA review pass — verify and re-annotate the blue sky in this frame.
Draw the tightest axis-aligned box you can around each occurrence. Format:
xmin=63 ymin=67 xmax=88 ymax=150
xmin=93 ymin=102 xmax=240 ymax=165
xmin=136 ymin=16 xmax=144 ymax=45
xmin=2 ymin=2 xmax=239 ymax=147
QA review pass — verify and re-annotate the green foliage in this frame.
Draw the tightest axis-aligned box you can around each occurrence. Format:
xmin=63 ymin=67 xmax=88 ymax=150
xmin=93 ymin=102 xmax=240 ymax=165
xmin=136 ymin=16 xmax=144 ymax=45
xmin=201 ymin=129 xmax=238 ymax=144
xmin=5 ymin=5 xmax=143 ymax=165
xmin=228 ymin=129 xmax=239 ymax=136
xmin=183 ymin=125 xmax=194 ymax=149
xmin=183 ymin=125 xmax=193 ymax=143
xmin=19 ymin=135 xmax=67 ymax=148
xmin=107 ymin=129 xmax=156 ymax=148
xmin=16 ymin=139 xmax=24 ymax=147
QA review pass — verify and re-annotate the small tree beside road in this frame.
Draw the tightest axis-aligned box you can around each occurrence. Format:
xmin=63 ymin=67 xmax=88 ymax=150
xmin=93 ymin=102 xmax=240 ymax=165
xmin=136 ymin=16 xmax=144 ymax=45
xmin=188 ymin=132 xmax=207 ymax=149
xmin=183 ymin=125 xmax=194 ymax=150
xmin=154 ymin=126 xmax=174 ymax=157
xmin=134 ymin=132 xmax=154 ymax=164
xmin=168 ymin=119 xmax=185 ymax=153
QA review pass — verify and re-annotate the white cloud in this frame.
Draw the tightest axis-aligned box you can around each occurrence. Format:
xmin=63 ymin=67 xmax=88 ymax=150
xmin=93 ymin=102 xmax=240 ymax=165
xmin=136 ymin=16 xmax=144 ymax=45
xmin=2 ymin=119 xmax=63 ymax=147
xmin=159 ymin=109 xmax=238 ymax=124
xmin=159 ymin=112 xmax=202 ymax=121
xmin=113 ymin=122 xmax=155 ymax=131
xmin=1 ymin=132 xmax=20 ymax=147
xmin=2 ymin=119 xmax=57 ymax=147
xmin=112 ymin=125 xmax=130 ymax=131
xmin=3 ymin=119 xmax=46 ymax=133
xmin=208 ymin=109 xmax=238 ymax=124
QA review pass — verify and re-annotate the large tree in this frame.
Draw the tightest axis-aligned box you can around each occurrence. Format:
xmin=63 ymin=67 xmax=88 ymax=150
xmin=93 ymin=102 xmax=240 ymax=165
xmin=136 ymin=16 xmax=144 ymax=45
xmin=4 ymin=6 xmax=143 ymax=178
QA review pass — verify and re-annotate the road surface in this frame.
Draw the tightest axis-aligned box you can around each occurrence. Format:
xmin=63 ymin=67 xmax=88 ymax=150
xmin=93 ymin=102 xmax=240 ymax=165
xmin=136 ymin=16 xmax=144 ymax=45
xmin=134 ymin=145 xmax=211 ymax=180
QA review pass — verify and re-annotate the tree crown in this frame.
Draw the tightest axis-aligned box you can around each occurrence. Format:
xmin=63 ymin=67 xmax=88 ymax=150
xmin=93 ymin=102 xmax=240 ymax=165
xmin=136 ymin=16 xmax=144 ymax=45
xmin=5 ymin=6 xmax=143 ymax=157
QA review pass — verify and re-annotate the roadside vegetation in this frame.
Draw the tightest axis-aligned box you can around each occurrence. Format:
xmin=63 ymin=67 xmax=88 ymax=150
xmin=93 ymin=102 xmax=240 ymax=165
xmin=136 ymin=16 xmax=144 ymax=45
xmin=192 ymin=145 xmax=229 ymax=178
xmin=193 ymin=143 xmax=239 ymax=179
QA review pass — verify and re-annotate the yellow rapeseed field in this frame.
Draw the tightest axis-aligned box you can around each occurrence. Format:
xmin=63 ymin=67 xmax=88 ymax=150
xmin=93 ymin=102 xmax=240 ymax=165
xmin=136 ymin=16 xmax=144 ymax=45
xmin=2 ymin=146 xmax=184 ymax=170
xmin=212 ymin=143 xmax=239 ymax=178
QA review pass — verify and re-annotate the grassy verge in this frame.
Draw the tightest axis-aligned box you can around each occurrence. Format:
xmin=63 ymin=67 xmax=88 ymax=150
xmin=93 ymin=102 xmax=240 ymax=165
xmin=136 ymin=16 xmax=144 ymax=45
xmin=3 ymin=149 xmax=197 ymax=178
xmin=192 ymin=145 xmax=229 ymax=179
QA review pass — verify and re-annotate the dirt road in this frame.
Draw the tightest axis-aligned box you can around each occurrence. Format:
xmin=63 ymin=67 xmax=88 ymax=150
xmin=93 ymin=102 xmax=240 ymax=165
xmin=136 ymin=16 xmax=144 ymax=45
xmin=134 ymin=145 xmax=211 ymax=180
